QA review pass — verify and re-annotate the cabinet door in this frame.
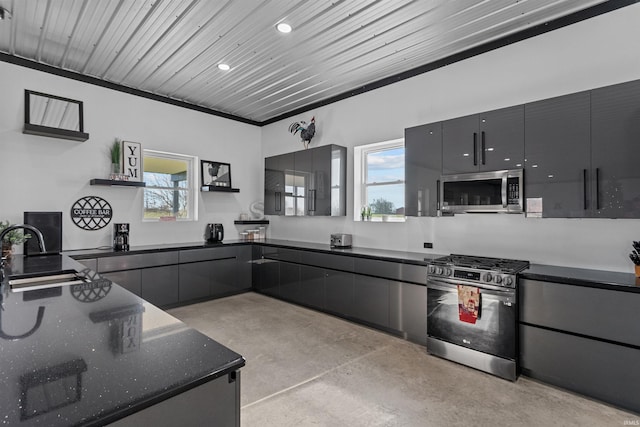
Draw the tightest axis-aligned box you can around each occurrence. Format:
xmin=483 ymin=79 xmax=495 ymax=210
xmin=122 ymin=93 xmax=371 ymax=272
xmin=299 ymin=265 xmax=325 ymax=309
xmin=101 ymin=270 xmax=141 ymax=296
xmin=478 ymin=105 xmax=524 ymax=171
xmin=257 ymin=258 xmax=280 ymax=297
xmin=389 ymin=281 xmax=427 ymax=345
xmin=279 ymin=261 xmax=301 ymax=303
xmin=310 ymin=145 xmax=333 ymax=216
xmin=264 ymin=155 xmax=285 ymax=216
xmin=591 ymin=79 xmax=640 ymax=218
xmin=353 ymin=275 xmax=389 ymax=328
xmin=524 ymin=92 xmax=591 ymax=217
xmin=236 ymin=245 xmax=252 ymax=291
xmin=405 ymin=123 xmax=442 ymax=217
xmin=294 ymin=149 xmax=313 ymax=217
xmin=179 ymin=262 xmax=210 ymax=302
xmin=324 ymin=269 xmax=354 ymax=317
xmin=210 ymin=258 xmax=238 ymax=297
xmin=442 ymin=114 xmax=479 ymax=174
xmin=141 ymin=265 xmax=179 ymax=307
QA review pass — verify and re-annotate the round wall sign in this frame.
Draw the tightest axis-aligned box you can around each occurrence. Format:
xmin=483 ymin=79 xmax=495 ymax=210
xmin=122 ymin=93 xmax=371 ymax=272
xmin=71 ymin=196 xmax=113 ymax=230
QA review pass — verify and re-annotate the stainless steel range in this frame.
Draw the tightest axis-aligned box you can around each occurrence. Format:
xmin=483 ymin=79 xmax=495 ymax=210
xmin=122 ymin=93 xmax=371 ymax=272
xmin=426 ymin=254 xmax=529 ymax=381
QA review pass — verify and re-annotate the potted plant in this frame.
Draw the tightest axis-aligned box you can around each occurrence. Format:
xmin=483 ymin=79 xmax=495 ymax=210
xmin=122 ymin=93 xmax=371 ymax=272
xmin=0 ymin=221 xmax=32 ymax=259
xmin=110 ymin=139 xmax=122 ymax=178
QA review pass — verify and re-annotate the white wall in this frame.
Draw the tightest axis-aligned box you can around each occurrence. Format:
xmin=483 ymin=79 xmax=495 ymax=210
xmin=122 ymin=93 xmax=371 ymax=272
xmin=261 ymin=4 xmax=640 ymax=273
xmin=0 ymin=62 xmax=262 ymax=250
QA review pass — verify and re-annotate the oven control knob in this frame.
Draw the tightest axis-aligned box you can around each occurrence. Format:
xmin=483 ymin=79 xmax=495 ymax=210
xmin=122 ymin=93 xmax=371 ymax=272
xmin=484 ymin=273 xmax=492 ymax=282
xmin=494 ymin=275 xmax=502 ymax=284
xmin=436 ymin=267 xmax=443 ymax=275
xmin=445 ymin=268 xmax=453 ymax=277
xmin=428 ymin=266 xmax=435 ymax=275
xmin=504 ymin=276 xmax=514 ymax=286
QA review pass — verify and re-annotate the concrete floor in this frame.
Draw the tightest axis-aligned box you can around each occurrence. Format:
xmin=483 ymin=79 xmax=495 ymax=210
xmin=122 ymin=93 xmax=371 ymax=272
xmin=169 ymin=292 xmax=636 ymax=426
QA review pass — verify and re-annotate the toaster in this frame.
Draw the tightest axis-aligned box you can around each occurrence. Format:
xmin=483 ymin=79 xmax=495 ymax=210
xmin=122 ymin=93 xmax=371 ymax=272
xmin=330 ymin=233 xmax=352 ymax=248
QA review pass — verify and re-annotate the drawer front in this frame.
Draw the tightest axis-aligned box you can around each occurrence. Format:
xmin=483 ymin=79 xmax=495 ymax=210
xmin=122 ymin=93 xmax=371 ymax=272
xmin=299 ymin=251 xmax=354 ymax=272
xmin=98 ymin=252 xmax=179 ymax=272
xmin=354 ymin=258 xmax=426 ymax=284
xmin=261 ymin=247 xmax=301 ymax=263
xmin=179 ymin=247 xmax=237 ymax=263
xmin=520 ymin=279 xmax=640 ymax=346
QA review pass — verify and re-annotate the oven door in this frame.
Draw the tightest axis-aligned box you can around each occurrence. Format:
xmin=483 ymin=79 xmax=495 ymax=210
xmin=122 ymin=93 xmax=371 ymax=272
xmin=427 ymin=277 xmax=516 ymax=360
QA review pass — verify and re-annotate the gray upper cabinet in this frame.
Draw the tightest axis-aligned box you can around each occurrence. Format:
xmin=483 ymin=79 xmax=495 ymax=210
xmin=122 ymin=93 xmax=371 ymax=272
xmin=442 ymin=106 xmax=524 ymax=174
xmin=404 ymin=123 xmax=442 ymax=217
xmin=264 ymin=145 xmax=346 ymax=217
xmin=524 ymin=91 xmax=591 ymax=218
xmin=264 ymin=153 xmax=292 ymax=216
xmin=591 ymin=79 xmax=640 ymax=218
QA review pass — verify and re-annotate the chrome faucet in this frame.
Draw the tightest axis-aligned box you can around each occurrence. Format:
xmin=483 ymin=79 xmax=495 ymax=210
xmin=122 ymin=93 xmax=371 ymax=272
xmin=0 ymin=224 xmax=47 ymax=269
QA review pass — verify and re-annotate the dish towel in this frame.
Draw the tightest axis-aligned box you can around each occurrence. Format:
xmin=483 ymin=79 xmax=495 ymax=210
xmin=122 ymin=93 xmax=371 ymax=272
xmin=457 ymin=285 xmax=480 ymax=324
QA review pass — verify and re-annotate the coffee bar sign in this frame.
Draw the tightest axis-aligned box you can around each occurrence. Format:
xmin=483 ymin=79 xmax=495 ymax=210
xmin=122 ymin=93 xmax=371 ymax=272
xmin=71 ymin=196 xmax=113 ymax=230
xmin=122 ymin=140 xmax=142 ymax=182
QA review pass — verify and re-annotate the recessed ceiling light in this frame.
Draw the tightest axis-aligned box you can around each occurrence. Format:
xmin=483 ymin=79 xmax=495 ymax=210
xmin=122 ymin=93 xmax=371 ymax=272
xmin=276 ymin=22 xmax=292 ymax=33
xmin=217 ymin=63 xmax=230 ymax=71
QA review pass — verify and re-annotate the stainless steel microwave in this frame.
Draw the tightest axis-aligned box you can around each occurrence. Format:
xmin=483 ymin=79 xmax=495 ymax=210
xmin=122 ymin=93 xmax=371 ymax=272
xmin=440 ymin=169 xmax=524 ymax=214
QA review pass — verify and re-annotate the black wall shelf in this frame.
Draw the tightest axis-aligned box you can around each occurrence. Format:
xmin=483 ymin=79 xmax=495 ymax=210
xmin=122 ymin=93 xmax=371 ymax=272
xmin=201 ymin=186 xmax=240 ymax=193
xmin=90 ymin=179 xmax=146 ymax=187
xmin=234 ymin=220 xmax=269 ymax=225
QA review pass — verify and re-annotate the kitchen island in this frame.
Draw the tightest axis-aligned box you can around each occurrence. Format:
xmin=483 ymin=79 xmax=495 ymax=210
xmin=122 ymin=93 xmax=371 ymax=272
xmin=0 ymin=254 xmax=244 ymax=426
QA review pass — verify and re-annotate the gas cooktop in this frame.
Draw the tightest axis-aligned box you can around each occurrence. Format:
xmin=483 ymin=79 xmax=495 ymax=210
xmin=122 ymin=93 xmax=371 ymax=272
xmin=431 ymin=254 xmax=530 ymax=274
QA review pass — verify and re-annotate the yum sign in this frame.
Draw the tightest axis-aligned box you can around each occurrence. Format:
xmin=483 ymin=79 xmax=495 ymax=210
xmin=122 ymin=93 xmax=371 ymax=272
xmin=122 ymin=141 xmax=142 ymax=181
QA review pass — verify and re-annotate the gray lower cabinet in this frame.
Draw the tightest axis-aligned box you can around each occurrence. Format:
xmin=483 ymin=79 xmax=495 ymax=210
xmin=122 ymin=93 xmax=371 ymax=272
xmin=210 ymin=257 xmax=237 ymax=296
xmin=110 ymin=370 xmax=240 ymax=427
xmin=236 ymin=245 xmax=253 ymax=291
xmin=299 ymin=265 xmax=324 ymax=309
xmin=101 ymin=269 xmax=142 ymax=296
xmin=519 ymin=278 xmax=640 ymax=414
xmin=520 ymin=325 xmax=640 ymax=414
xmin=179 ymin=262 xmax=210 ymax=302
xmin=389 ymin=281 xmax=427 ymax=345
xmin=141 ymin=265 xmax=179 ymax=307
xmin=256 ymin=258 xmax=280 ymax=297
xmin=279 ymin=261 xmax=301 ymax=303
xmin=324 ymin=269 xmax=354 ymax=317
xmin=353 ymin=275 xmax=389 ymax=328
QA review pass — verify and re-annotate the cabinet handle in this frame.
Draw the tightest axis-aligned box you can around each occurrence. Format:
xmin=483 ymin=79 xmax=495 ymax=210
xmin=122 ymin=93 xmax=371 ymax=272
xmin=473 ymin=132 xmax=478 ymax=166
xmin=583 ymin=169 xmax=588 ymax=210
xmin=596 ymin=168 xmax=601 ymax=210
xmin=481 ymin=131 xmax=486 ymax=165
xmin=308 ymin=189 xmax=316 ymax=212
xmin=436 ymin=179 xmax=441 ymax=213
xmin=275 ymin=192 xmax=281 ymax=212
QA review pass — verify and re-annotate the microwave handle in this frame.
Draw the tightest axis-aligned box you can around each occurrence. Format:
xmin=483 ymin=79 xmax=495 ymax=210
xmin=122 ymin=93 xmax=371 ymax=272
xmin=501 ymin=175 xmax=508 ymax=208
xmin=473 ymin=133 xmax=478 ymax=166
xmin=481 ymin=131 xmax=486 ymax=165
xmin=436 ymin=179 xmax=441 ymax=212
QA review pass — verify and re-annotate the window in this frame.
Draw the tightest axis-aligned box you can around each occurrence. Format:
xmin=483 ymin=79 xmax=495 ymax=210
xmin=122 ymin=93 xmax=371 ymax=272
xmin=354 ymin=139 xmax=405 ymax=222
xmin=143 ymin=150 xmax=197 ymax=221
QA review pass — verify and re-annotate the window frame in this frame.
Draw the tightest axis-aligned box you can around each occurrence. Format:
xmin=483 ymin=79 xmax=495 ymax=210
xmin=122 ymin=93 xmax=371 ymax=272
xmin=142 ymin=149 xmax=198 ymax=222
xmin=353 ymin=138 xmax=405 ymax=222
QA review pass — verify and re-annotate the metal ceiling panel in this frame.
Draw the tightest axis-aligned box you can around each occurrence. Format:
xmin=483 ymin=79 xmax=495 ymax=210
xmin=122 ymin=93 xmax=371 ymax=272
xmin=0 ymin=0 xmax=616 ymax=123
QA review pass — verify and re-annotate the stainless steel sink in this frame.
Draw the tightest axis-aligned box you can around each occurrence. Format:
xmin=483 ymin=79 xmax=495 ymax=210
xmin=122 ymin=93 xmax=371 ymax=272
xmin=8 ymin=272 xmax=89 ymax=292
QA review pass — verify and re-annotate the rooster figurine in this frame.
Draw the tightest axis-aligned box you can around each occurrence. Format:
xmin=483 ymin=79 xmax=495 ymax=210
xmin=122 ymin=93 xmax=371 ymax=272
xmin=288 ymin=116 xmax=316 ymax=149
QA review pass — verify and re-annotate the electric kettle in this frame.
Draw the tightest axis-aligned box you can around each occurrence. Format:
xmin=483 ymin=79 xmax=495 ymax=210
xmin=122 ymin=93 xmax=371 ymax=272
xmin=205 ymin=223 xmax=224 ymax=243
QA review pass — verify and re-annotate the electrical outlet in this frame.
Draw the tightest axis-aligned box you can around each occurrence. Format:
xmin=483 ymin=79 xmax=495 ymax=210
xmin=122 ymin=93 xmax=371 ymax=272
xmin=423 ymin=242 xmax=433 ymax=249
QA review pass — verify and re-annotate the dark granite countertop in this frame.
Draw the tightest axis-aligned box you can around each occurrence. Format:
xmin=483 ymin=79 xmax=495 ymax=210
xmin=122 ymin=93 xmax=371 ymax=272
xmin=64 ymin=239 xmax=639 ymax=293
xmin=65 ymin=239 xmax=444 ymax=266
xmin=0 ymin=254 xmax=245 ymax=426
xmin=520 ymin=263 xmax=640 ymax=293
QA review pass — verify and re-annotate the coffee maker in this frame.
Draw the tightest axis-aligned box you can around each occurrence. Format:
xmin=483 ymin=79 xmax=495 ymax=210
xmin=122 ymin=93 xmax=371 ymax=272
xmin=205 ymin=223 xmax=224 ymax=243
xmin=113 ymin=223 xmax=130 ymax=251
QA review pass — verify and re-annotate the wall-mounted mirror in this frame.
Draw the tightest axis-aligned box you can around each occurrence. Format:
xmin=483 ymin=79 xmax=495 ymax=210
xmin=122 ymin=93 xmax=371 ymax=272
xmin=23 ymin=90 xmax=89 ymax=141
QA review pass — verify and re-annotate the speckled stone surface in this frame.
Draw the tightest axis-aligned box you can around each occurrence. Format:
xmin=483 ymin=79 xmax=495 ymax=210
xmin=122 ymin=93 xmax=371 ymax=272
xmin=0 ymin=255 xmax=244 ymax=426
xmin=170 ymin=293 xmax=638 ymax=427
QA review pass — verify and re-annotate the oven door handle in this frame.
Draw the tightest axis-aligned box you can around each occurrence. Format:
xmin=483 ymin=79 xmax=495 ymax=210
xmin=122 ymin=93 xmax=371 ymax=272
xmin=427 ymin=278 xmax=515 ymax=297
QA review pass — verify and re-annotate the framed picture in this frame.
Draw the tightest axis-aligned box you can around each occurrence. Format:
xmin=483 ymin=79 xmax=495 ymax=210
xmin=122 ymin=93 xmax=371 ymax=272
xmin=201 ymin=160 xmax=231 ymax=188
xmin=121 ymin=140 xmax=143 ymax=182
